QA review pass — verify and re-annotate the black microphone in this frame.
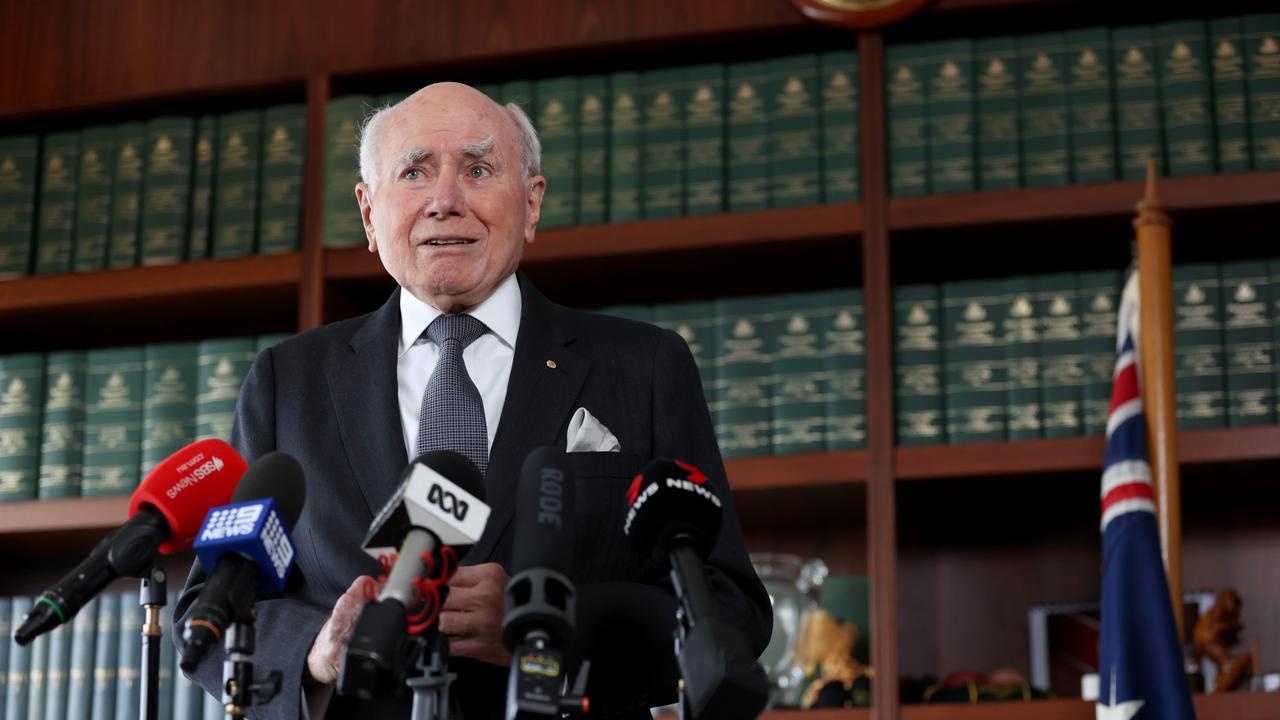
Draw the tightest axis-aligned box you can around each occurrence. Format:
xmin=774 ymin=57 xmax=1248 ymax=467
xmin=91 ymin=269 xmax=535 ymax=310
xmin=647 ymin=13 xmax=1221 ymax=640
xmin=338 ymin=451 xmax=489 ymax=700
xmin=501 ymin=447 xmax=587 ymax=719
xmin=179 ymin=452 xmax=306 ymax=672
xmin=15 ymin=439 xmax=248 ymax=645
xmin=623 ymin=458 xmax=768 ymax=720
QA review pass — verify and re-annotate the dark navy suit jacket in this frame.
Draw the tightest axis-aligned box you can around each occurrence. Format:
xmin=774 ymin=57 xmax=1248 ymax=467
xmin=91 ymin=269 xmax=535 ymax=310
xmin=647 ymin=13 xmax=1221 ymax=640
xmin=175 ymin=274 xmax=771 ymax=718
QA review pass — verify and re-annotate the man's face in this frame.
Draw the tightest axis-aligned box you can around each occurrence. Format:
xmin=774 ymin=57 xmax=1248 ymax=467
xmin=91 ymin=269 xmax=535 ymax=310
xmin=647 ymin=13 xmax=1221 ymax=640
xmin=356 ymin=83 xmax=545 ymax=312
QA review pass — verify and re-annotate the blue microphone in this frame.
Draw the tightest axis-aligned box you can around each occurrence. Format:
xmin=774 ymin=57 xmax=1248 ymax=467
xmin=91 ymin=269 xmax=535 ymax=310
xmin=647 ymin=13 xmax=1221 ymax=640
xmin=179 ymin=452 xmax=305 ymax=672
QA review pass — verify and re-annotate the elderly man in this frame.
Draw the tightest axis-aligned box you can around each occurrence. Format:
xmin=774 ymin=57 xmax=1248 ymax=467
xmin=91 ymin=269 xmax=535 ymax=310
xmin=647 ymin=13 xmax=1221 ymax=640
xmin=175 ymin=82 xmax=770 ymax=718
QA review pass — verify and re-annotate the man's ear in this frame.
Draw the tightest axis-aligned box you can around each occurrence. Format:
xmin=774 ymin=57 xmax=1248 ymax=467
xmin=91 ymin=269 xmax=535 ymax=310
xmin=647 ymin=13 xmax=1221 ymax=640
xmin=524 ymin=175 xmax=546 ymax=244
xmin=355 ymin=182 xmax=377 ymax=252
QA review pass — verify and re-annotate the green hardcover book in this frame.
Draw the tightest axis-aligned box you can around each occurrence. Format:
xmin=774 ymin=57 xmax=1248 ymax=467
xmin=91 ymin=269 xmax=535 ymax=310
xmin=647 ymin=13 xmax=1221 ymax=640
xmin=1157 ymin=20 xmax=1216 ymax=176
xmin=43 ymin=622 xmax=71 ymax=720
xmin=27 ymin=629 xmax=48 ymax=720
xmin=139 ymin=116 xmax=195 ymax=265
xmin=1078 ymin=270 xmax=1123 ymax=436
xmin=322 ymin=95 xmax=373 ymax=248
xmin=65 ymin=598 xmax=96 ymax=720
xmin=924 ymin=40 xmax=976 ymax=194
xmin=769 ymin=55 xmax=822 ymax=207
xmin=258 ymin=105 xmax=306 ymax=254
xmin=942 ymin=280 xmax=1006 ymax=444
xmin=820 ymin=51 xmax=859 ymax=202
xmin=1244 ymin=14 xmax=1280 ymax=169
xmin=499 ymin=80 xmax=535 ymax=116
xmin=1209 ymin=18 xmax=1251 ymax=172
xmin=37 ymin=351 xmax=87 ymax=499
xmin=1221 ymin=261 xmax=1274 ymax=425
xmin=769 ymin=292 xmax=829 ymax=454
xmin=1113 ymin=26 xmax=1166 ymax=178
xmin=1017 ymin=33 xmax=1070 ymax=187
xmin=476 ymin=85 xmax=500 ymax=103
xmin=651 ymin=302 xmax=717 ymax=413
xmin=378 ymin=91 xmax=411 ymax=108
xmin=577 ymin=76 xmax=608 ymax=225
xmin=534 ymin=77 xmax=579 ymax=229
xmin=82 ymin=348 xmax=145 ymax=497
xmin=713 ymin=297 xmax=774 ymax=457
xmin=1037 ymin=273 xmax=1084 ymax=437
xmin=141 ymin=342 xmax=197 ymax=476
xmin=726 ymin=61 xmax=771 ymax=211
xmin=640 ymin=67 xmax=685 ymax=219
xmin=115 ymin=592 xmax=140 ymax=720
xmin=255 ymin=333 xmax=291 ymax=354
xmin=211 ymin=110 xmax=262 ymax=258
xmin=1272 ymin=259 xmax=1280 ymax=421
xmin=975 ymin=37 xmax=1020 ymax=190
xmin=0 ymin=596 xmax=9 ymax=719
xmin=107 ymin=123 xmax=146 ymax=268
xmin=72 ymin=126 xmax=116 ymax=272
xmin=608 ymin=72 xmax=642 ymax=223
xmin=1003 ymin=276 xmax=1040 ymax=440
xmin=1173 ymin=263 xmax=1227 ymax=429
xmin=34 ymin=131 xmax=80 ymax=275
xmin=894 ymin=284 xmax=944 ymax=446
xmin=88 ymin=593 xmax=117 ymax=720
xmin=187 ymin=116 xmax=217 ymax=261
xmin=5 ymin=597 xmax=33 ymax=720
xmin=195 ymin=338 xmax=255 ymax=442
xmin=886 ymin=44 xmax=930 ymax=196
xmin=1065 ymin=28 xmax=1118 ymax=183
xmin=0 ymin=135 xmax=39 ymax=278
xmin=824 ymin=289 xmax=867 ymax=451
xmin=685 ymin=63 xmax=726 ymax=216
xmin=0 ymin=353 xmax=44 ymax=502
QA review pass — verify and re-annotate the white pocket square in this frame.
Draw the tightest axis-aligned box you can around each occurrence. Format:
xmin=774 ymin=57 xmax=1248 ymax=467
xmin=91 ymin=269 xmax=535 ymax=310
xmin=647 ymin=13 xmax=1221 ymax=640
xmin=566 ymin=407 xmax=621 ymax=453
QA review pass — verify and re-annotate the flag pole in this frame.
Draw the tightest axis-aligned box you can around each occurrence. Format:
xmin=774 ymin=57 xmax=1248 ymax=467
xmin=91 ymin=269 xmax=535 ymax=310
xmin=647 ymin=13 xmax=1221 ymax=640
xmin=1133 ymin=159 xmax=1184 ymax=641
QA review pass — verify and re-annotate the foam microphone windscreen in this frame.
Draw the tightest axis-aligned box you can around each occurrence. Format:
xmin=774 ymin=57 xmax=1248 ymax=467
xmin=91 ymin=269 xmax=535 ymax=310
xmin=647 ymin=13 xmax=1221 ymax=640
xmin=127 ymin=438 xmax=248 ymax=554
xmin=623 ymin=458 xmax=723 ymax=566
xmin=231 ymin=451 xmax=306 ymax=530
xmin=511 ymin=446 xmax=574 ymax=576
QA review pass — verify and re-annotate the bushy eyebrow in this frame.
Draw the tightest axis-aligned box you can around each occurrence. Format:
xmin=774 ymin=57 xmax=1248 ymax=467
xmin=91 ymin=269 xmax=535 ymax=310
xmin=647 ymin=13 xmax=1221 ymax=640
xmin=461 ymin=136 xmax=495 ymax=158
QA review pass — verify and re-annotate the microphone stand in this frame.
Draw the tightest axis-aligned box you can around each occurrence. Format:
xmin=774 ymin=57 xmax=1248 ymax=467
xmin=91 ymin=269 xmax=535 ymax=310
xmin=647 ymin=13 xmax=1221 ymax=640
xmin=222 ymin=613 xmax=282 ymax=719
xmin=139 ymin=567 xmax=167 ymax=720
xmin=406 ymin=630 xmax=456 ymax=720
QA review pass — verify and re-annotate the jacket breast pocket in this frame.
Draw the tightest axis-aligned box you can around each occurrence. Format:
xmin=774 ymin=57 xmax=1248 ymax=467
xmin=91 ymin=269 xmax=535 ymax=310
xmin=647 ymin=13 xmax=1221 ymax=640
xmin=565 ymin=451 xmax=643 ymax=583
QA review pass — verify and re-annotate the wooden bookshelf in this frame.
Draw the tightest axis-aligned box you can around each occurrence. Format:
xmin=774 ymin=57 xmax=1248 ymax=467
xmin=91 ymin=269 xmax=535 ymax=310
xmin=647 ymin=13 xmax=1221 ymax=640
xmin=897 ymin=693 xmax=1280 ymax=720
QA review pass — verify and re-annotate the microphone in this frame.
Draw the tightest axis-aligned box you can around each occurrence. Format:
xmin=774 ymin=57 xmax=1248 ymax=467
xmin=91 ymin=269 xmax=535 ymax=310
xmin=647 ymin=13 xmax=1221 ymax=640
xmin=179 ymin=452 xmax=305 ymax=672
xmin=15 ymin=439 xmax=247 ymax=645
xmin=501 ymin=447 xmax=587 ymax=719
xmin=338 ymin=451 xmax=490 ymax=700
xmin=623 ymin=458 xmax=768 ymax=720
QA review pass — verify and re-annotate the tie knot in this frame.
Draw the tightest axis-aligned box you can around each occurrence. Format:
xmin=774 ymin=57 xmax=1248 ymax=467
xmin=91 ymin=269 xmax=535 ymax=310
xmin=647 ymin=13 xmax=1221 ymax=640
xmin=427 ymin=313 xmax=488 ymax=349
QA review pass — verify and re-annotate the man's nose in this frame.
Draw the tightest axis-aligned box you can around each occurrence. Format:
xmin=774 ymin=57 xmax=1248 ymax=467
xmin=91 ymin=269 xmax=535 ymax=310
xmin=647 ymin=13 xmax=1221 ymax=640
xmin=424 ymin=172 xmax=465 ymax=219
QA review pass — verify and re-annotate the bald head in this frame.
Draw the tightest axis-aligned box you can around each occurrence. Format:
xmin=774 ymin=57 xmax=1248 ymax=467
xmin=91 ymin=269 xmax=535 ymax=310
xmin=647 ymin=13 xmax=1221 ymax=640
xmin=358 ymin=82 xmax=541 ymax=194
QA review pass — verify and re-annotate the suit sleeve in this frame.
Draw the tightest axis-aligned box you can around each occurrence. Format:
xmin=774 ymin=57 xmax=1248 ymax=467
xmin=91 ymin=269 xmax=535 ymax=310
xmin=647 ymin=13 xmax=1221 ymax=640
xmin=171 ymin=347 xmax=331 ymax=719
xmin=571 ymin=328 xmax=772 ymax=717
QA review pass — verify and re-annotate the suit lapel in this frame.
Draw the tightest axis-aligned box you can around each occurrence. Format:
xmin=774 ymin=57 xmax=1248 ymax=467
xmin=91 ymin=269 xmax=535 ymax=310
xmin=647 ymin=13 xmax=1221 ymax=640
xmin=472 ymin=275 xmax=588 ymax=563
xmin=327 ymin=289 xmax=408 ymax=520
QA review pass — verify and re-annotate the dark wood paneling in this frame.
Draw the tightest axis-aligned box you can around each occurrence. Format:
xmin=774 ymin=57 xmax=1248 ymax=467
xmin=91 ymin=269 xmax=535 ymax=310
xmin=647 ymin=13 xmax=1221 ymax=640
xmin=0 ymin=0 xmax=811 ymax=112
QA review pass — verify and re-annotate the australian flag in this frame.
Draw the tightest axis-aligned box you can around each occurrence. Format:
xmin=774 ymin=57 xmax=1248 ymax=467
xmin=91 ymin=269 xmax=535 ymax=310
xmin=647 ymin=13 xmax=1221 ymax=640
xmin=1096 ymin=272 xmax=1196 ymax=719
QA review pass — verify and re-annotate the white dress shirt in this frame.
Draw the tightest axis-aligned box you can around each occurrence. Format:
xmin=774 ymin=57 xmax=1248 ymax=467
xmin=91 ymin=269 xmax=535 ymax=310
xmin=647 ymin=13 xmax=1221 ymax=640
xmin=396 ymin=273 xmax=522 ymax=460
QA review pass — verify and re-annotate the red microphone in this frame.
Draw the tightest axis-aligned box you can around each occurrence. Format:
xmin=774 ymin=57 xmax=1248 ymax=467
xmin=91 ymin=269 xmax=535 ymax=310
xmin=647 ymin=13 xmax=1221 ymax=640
xmin=14 ymin=438 xmax=247 ymax=645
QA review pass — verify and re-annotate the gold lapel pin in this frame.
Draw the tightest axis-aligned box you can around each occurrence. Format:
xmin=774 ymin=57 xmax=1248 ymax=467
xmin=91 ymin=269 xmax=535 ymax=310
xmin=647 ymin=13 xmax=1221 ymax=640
xmin=546 ymin=359 xmax=558 ymax=369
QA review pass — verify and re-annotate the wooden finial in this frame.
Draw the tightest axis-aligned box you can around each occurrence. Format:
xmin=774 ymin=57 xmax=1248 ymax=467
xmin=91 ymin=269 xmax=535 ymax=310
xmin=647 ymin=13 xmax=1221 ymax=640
xmin=1133 ymin=158 xmax=1171 ymax=230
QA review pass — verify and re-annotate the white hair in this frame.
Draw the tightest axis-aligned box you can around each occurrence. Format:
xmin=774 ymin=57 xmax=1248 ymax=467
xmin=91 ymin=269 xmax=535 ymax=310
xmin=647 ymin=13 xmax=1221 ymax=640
xmin=357 ymin=96 xmax=541 ymax=192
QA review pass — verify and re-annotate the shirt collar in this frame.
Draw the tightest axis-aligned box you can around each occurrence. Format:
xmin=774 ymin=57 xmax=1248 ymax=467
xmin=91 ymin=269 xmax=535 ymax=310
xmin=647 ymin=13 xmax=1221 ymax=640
xmin=398 ymin=273 xmax=522 ymax=357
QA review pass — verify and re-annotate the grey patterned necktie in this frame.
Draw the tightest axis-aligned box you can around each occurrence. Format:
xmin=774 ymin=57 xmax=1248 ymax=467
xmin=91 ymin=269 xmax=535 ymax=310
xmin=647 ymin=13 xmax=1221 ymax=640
xmin=416 ymin=313 xmax=490 ymax=476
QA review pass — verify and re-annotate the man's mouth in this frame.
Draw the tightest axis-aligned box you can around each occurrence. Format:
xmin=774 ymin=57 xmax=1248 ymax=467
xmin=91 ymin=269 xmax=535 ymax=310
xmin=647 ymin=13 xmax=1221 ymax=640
xmin=421 ymin=237 xmax=477 ymax=246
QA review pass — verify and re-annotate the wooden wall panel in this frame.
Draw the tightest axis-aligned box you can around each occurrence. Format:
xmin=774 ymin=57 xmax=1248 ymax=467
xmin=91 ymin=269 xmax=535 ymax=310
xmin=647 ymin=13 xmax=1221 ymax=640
xmin=0 ymin=0 xmax=809 ymax=112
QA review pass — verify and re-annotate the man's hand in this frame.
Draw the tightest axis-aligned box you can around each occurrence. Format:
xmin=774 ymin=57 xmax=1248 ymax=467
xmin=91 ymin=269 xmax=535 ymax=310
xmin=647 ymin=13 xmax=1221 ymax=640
xmin=440 ymin=563 xmax=512 ymax=666
xmin=306 ymin=575 xmax=373 ymax=685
